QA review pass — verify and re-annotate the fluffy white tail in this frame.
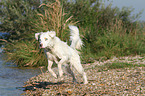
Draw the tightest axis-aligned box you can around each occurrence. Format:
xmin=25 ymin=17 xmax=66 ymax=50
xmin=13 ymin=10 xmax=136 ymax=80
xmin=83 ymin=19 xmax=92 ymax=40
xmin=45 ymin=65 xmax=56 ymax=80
xmin=69 ymin=25 xmax=83 ymax=50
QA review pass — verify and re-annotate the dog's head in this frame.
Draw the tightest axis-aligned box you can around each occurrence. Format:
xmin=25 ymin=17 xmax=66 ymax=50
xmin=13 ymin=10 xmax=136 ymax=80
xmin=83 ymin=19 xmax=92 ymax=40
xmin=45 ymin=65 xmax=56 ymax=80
xmin=35 ymin=31 xmax=56 ymax=48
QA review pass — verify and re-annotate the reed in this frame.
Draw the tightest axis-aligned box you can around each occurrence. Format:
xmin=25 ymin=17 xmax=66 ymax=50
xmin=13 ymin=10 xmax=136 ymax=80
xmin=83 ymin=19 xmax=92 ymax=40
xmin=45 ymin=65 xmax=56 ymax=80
xmin=32 ymin=0 xmax=77 ymax=40
xmin=81 ymin=18 xmax=145 ymax=62
xmin=4 ymin=40 xmax=47 ymax=67
xmin=3 ymin=0 xmax=76 ymax=67
xmin=1 ymin=0 xmax=145 ymax=67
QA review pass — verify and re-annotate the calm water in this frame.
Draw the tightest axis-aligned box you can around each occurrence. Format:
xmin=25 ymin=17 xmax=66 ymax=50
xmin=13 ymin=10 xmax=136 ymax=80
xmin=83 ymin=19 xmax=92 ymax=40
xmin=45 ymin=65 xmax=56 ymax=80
xmin=0 ymin=51 xmax=41 ymax=96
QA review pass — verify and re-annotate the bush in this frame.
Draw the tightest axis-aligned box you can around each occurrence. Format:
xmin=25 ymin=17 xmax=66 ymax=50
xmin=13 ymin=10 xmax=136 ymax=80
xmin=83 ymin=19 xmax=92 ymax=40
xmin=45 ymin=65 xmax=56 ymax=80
xmin=2 ymin=0 xmax=75 ymax=67
xmin=31 ymin=0 xmax=75 ymax=41
xmin=4 ymin=40 xmax=47 ymax=67
xmin=0 ymin=0 xmax=40 ymax=42
xmin=1 ymin=0 xmax=145 ymax=67
xmin=81 ymin=19 xmax=145 ymax=62
xmin=63 ymin=0 xmax=145 ymax=62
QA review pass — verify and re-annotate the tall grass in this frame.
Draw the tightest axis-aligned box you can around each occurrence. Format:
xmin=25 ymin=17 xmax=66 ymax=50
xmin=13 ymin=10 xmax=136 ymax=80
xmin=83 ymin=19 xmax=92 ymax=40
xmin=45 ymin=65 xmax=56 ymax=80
xmin=4 ymin=40 xmax=47 ymax=67
xmin=97 ymin=62 xmax=145 ymax=72
xmin=31 ymin=0 xmax=76 ymax=40
xmin=81 ymin=19 xmax=145 ymax=62
xmin=1 ymin=0 xmax=145 ymax=67
xmin=2 ymin=0 xmax=76 ymax=67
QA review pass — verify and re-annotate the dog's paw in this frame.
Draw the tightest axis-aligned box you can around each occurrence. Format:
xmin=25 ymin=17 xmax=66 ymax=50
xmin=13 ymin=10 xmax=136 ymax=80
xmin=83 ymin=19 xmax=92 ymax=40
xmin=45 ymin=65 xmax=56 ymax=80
xmin=83 ymin=81 xmax=88 ymax=84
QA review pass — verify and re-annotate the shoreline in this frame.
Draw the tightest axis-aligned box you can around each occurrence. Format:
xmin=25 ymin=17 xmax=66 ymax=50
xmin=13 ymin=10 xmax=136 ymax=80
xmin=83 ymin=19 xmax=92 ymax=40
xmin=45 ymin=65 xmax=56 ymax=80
xmin=23 ymin=56 xmax=145 ymax=95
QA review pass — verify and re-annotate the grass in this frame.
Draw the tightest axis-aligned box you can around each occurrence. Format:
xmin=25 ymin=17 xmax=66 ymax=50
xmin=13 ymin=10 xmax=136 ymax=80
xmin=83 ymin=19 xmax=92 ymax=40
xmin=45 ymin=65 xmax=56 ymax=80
xmin=4 ymin=40 xmax=47 ymax=67
xmin=31 ymin=0 xmax=76 ymax=41
xmin=3 ymin=0 xmax=76 ymax=67
xmin=81 ymin=19 xmax=145 ymax=62
xmin=1 ymin=0 xmax=145 ymax=67
xmin=97 ymin=62 xmax=145 ymax=72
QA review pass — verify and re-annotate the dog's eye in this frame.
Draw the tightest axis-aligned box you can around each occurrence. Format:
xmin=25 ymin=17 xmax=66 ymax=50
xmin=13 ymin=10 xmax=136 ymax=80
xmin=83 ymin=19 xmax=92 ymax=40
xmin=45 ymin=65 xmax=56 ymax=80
xmin=44 ymin=38 xmax=48 ymax=41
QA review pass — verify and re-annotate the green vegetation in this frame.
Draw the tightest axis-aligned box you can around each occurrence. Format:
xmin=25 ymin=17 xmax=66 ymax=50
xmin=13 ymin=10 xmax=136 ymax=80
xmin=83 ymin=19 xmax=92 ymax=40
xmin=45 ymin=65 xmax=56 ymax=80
xmin=0 ymin=0 xmax=145 ymax=67
xmin=0 ymin=0 xmax=40 ymax=42
xmin=4 ymin=40 xmax=47 ymax=67
xmin=97 ymin=62 xmax=145 ymax=72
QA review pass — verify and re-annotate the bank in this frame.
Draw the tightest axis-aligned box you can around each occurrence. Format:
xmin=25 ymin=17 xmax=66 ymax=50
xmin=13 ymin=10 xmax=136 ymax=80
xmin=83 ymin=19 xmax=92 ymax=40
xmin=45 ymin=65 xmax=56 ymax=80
xmin=23 ymin=56 xmax=145 ymax=95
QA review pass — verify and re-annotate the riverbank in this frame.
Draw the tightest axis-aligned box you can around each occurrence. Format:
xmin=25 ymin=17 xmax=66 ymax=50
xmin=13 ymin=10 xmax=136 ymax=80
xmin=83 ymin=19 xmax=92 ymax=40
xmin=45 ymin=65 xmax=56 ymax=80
xmin=23 ymin=56 xmax=145 ymax=95
xmin=0 ymin=52 xmax=41 ymax=96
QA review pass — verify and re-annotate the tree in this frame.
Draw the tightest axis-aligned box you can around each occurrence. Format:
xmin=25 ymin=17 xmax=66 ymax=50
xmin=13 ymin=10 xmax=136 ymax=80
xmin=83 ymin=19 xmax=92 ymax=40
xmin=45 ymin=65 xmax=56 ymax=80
xmin=0 ymin=0 xmax=40 ymax=42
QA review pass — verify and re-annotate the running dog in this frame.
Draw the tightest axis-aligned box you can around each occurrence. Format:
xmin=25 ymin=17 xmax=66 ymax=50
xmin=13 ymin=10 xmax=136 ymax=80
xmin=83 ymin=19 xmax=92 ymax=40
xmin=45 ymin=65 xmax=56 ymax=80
xmin=35 ymin=26 xmax=88 ymax=84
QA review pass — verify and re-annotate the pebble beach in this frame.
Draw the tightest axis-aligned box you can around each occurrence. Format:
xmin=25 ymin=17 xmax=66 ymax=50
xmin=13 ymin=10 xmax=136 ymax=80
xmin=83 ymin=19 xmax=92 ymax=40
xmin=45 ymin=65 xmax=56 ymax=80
xmin=23 ymin=56 xmax=145 ymax=95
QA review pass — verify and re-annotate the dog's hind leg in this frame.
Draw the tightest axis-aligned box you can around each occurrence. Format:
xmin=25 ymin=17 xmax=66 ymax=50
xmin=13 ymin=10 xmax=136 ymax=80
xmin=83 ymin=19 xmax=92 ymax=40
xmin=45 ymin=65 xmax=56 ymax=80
xmin=72 ymin=62 xmax=88 ymax=84
xmin=47 ymin=60 xmax=57 ymax=78
xmin=66 ymin=64 xmax=78 ymax=83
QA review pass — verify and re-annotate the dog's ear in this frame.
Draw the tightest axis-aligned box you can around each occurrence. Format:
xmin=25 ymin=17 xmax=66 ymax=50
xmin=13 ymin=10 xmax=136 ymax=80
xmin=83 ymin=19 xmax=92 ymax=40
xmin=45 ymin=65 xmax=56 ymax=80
xmin=35 ymin=33 xmax=40 ymax=40
xmin=49 ymin=31 xmax=56 ymax=38
xmin=35 ymin=32 xmax=43 ymax=40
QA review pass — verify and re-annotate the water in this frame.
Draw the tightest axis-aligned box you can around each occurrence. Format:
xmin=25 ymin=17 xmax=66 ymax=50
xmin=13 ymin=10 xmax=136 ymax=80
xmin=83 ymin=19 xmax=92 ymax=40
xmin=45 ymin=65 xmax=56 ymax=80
xmin=0 ymin=52 xmax=41 ymax=96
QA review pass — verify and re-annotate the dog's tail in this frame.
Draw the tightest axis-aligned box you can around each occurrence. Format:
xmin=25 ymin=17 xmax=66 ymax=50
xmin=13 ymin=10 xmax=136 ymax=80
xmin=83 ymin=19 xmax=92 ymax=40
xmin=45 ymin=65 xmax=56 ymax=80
xmin=69 ymin=25 xmax=83 ymax=50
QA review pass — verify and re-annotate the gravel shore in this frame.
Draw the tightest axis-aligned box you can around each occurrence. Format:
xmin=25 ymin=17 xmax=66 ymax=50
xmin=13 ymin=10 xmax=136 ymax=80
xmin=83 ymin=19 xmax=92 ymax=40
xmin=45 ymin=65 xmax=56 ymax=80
xmin=23 ymin=56 xmax=145 ymax=95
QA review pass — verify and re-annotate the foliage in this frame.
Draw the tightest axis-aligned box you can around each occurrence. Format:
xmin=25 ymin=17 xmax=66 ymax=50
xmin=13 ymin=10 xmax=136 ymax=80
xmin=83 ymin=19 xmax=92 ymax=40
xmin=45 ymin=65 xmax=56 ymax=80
xmin=0 ymin=0 xmax=39 ymax=42
xmin=31 ymin=0 xmax=76 ymax=41
xmin=82 ymin=19 xmax=145 ymax=61
xmin=97 ymin=62 xmax=145 ymax=72
xmin=63 ymin=0 xmax=145 ymax=62
xmin=4 ymin=40 xmax=47 ymax=67
xmin=0 ymin=0 xmax=145 ymax=67
xmin=2 ymin=0 xmax=75 ymax=67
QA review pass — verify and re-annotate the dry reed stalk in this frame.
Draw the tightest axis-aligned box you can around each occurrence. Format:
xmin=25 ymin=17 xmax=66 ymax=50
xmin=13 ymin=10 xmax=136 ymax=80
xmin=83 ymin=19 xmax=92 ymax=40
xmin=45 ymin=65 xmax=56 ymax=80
xmin=36 ymin=0 xmax=76 ymax=40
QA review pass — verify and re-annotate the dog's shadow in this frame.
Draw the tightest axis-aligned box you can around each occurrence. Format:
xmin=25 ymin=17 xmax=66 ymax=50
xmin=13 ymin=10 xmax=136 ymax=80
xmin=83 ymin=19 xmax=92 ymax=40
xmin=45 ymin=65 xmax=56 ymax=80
xmin=23 ymin=81 xmax=65 ymax=91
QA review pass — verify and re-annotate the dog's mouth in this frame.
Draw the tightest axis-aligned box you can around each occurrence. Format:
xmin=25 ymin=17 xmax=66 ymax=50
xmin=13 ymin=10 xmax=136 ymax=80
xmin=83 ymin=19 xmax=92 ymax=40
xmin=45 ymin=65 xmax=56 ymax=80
xmin=40 ymin=46 xmax=43 ymax=49
xmin=39 ymin=44 xmax=44 ymax=49
xmin=40 ymin=46 xmax=45 ymax=49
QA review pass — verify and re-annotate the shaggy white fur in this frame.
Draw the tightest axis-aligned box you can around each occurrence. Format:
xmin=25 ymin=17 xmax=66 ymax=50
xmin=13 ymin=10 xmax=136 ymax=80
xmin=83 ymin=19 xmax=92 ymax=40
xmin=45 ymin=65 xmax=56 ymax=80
xmin=69 ymin=25 xmax=83 ymax=50
xmin=35 ymin=26 xmax=88 ymax=84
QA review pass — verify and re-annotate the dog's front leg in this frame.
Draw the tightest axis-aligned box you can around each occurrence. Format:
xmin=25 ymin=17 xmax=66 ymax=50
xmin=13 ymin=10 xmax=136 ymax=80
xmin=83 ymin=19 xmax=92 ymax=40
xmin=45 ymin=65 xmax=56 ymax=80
xmin=47 ymin=60 xmax=57 ymax=78
xmin=58 ymin=57 xmax=67 ymax=77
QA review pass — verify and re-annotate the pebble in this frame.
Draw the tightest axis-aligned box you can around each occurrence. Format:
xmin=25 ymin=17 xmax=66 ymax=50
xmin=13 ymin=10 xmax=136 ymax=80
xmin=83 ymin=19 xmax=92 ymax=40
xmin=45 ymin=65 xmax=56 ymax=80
xmin=24 ymin=56 xmax=145 ymax=95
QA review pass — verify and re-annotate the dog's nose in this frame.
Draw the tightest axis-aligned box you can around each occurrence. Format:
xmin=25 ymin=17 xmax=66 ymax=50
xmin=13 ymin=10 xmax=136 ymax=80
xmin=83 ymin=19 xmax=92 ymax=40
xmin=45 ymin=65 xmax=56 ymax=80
xmin=40 ymin=44 xmax=43 ymax=48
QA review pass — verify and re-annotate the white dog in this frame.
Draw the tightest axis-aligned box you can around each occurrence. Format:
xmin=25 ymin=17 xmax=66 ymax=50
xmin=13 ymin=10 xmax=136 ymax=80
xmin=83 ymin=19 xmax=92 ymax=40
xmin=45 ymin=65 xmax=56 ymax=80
xmin=35 ymin=26 xmax=88 ymax=84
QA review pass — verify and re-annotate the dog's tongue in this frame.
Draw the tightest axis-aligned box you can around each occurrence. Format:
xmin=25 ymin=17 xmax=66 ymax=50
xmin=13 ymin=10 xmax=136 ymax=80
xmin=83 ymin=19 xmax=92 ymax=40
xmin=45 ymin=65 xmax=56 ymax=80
xmin=40 ymin=46 xmax=45 ymax=49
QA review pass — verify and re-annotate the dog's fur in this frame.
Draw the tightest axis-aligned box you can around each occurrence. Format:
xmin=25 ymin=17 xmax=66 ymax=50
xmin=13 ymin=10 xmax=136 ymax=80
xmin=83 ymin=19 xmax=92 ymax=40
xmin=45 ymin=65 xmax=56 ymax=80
xmin=35 ymin=26 xmax=88 ymax=84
